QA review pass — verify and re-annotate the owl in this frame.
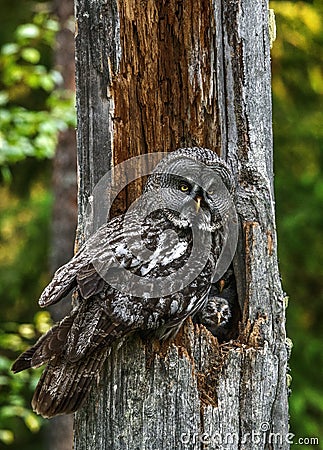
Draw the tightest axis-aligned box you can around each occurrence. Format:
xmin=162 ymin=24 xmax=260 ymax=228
xmin=12 ymin=147 xmax=236 ymax=418
xmin=194 ymin=268 xmax=241 ymax=342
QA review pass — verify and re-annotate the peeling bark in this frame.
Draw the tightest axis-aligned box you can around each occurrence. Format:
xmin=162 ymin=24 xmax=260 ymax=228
xmin=74 ymin=0 xmax=289 ymax=448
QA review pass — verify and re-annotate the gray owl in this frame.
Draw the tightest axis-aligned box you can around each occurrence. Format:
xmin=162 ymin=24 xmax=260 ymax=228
xmin=12 ymin=147 xmax=236 ymax=418
xmin=194 ymin=267 xmax=241 ymax=342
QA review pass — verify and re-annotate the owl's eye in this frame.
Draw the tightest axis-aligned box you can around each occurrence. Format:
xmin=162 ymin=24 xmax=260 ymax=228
xmin=179 ymin=182 xmax=190 ymax=193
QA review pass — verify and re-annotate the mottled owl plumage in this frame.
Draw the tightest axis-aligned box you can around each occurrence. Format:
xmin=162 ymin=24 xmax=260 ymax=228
xmin=194 ymin=267 xmax=241 ymax=342
xmin=12 ymin=147 xmax=236 ymax=418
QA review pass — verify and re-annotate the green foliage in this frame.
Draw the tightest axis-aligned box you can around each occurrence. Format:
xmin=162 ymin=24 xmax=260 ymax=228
xmin=0 ymin=177 xmax=53 ymax=449
xmin=0 ymin=170 xmax=53 ymax=446
xmin=271 ymin=0 xmax=323 ymax=443
xmin=0 ymin=312 xmax=52 ymax=446
xmin=0 ymin=6 xmax=75 ymax=448
xmin=0 ymin=181 xmax=52 ymax=322
xmin=0 ymin=11 xmax=76 ymax=171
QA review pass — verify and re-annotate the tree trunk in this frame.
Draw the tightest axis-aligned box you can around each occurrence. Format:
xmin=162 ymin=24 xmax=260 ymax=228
xmin=74 ymin=1 xmax=289 ymax=449
xmin=46 ymin=0 xmax=76 ymax=449
xmin=50 ymin=0 xmax=77 ymax=322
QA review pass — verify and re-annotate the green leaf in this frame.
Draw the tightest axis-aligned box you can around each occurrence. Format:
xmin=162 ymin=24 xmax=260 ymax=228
xmin=21 ymin=48 xmax=40 ymax=64
xmin=45 ymin=19 xmax=59 ymax=32
xmin=0 ymin=333 xmax=23 ymax=351
xmin=34 ymin=311 xmax=52 ymax=334
xmin=50 ymin=69 xmax=64 ymax=85
xmin=16 ymin=24 xmax=39 ymax=40
xmin=0 ymin=92 xmax=9 ymax=106
xmin=0 ymin=405 xmax=25 ymax=419
xmin=0 ymin=375 xmax=10 ymax=386
xmin=0 ymin=430 xmax=14 ymax=445
xmin=0 ymin=165 xmax=12 ymax=184
xmin=39 ymin=74 xmax=55 ymax=91
xmin=0 ymin=356 xmax=11 ymax=370
xmin=24 ymin=413 xmax=41 ymax=433
xmin=39 ymin=120 xmax=59 ymax=134
xmin=0 ymin=108 xmax=12 ymax=122
xmin=1 ymin=43 xmax=19 ymax=55
xmin=18 ymin=324 xmax=35 ymax=339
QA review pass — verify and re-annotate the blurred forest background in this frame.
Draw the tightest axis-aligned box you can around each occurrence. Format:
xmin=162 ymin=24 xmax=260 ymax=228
xmin=0 ymin=0 xmax=322 ymax=449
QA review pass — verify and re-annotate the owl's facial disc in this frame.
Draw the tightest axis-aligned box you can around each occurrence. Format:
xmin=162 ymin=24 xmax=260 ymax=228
xmin=154 ymin=158 xmax=232 ymax=231
xmin=162 ymin=178 xmax=214 ymax=230
xmin=179 ymin=193 xmax=212 ymax=230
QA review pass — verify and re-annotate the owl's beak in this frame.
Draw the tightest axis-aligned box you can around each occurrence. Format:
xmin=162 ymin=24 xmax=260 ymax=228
xmin=195 ymin=196 xmax=202 ymax=213
xmin=216 ymin=312 xmax=222 ymax=325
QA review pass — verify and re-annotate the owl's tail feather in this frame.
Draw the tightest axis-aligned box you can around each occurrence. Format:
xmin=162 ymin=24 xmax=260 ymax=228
xmin=11 ymin=309 xmax=110 ymax=418
xmin=31 ymin=347 xmax=108 ymax=418
xmin=12 ymin=314 xmax=76 ymax=374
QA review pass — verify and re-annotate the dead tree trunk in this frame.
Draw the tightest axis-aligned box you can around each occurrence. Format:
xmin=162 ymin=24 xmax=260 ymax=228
xmin=47 ymin=0 xmax=76 ymax=449
xmin=74 ymin=1 xmax=289 ymax=448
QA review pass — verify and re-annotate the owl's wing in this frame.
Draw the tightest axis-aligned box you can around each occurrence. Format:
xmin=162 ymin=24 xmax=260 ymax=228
xmin=38 ymin=216 xmax=125 ymax=308
xmin=38 ymin=212 xmax=178 ymax=308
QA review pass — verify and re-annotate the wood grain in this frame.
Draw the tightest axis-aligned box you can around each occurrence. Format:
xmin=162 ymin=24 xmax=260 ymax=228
xmin=74 ymin=0 xmax=289 ymax=448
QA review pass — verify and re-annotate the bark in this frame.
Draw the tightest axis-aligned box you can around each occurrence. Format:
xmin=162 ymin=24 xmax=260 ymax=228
xmin=46 ymin=0 xmax=76 ymax=449
xmin=74 ymin=1 xmax=289 ymax=449
xmin=50 ymin=0 xmax=77 ymax=322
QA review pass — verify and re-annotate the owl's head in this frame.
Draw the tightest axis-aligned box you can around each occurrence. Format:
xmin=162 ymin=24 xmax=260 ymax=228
xmin=145 ymin=147 xmax=235 ymax=231
xmin=199 ymin=296 xmax=232 ymax=328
